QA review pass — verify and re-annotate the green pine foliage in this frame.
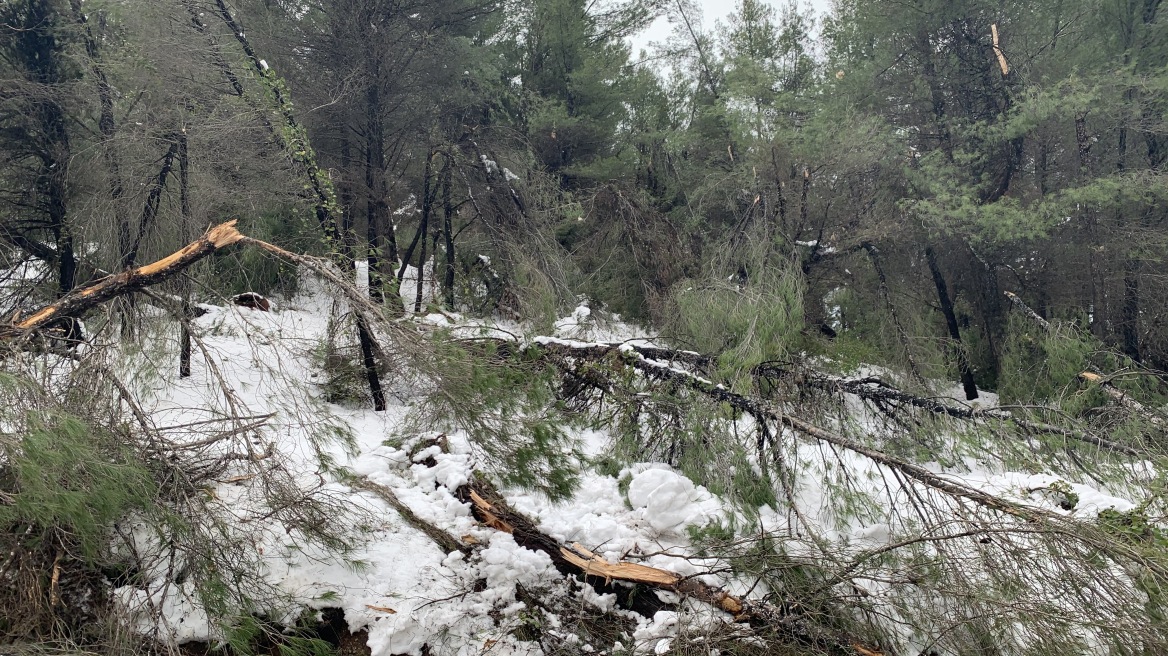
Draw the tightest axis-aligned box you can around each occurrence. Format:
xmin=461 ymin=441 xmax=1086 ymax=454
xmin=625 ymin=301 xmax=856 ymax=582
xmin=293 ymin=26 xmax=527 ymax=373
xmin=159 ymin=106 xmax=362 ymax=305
xmin=409 ymin=337 xmax=584 ymax=500
xmin=0 ymin=411 xmax=156 ymax=562
xmin=668 ymin=250 xmax=805 ymax=383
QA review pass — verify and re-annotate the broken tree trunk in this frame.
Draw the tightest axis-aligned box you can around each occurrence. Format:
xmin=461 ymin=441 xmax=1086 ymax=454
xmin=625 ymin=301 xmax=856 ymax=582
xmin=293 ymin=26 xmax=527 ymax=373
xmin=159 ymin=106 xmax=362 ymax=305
xmin=1004 ymin=290 xmax=1051 ymax=331
xmin=575 ymin=340 xmax=1141 ymax=457
xmin=533 ymin=339 xmax=1140 ymax=525
xmin=2 ymin=221 xmax=244 ymax=340
xmin=1079 ymin=371 xmax=1166 ymax=427
xmin=456 ymin=474 xmax=882 ymax=656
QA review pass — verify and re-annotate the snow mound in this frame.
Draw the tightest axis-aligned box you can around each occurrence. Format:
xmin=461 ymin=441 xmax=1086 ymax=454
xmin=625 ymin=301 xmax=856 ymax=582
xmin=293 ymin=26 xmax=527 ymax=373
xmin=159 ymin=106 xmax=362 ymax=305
xmin=627 ymin=468 xmax=719 ymax=535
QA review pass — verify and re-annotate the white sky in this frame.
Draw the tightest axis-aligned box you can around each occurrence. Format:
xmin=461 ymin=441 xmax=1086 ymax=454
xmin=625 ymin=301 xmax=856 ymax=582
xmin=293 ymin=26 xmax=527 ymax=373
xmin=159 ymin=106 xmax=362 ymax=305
xmin=628 ymin=0 xmax=834 ymax=59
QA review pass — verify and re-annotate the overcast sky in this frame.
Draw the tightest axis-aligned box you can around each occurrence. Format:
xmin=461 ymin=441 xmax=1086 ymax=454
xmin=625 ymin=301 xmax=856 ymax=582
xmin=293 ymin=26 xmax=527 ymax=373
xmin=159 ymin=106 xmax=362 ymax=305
xmin=628 ymin=0 xmax=834 ymax=59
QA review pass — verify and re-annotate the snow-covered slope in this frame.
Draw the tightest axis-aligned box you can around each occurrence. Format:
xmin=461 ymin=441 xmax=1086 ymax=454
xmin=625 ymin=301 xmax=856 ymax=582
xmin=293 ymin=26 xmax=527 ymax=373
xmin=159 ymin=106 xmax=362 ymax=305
xmin=105 ymin=278 xmax=1146 ymax=656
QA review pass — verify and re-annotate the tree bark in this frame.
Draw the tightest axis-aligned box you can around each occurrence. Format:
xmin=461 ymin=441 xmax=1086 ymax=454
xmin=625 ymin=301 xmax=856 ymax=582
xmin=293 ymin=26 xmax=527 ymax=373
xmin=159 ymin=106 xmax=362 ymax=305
xmin=70 ymin=0 xmax=126 ymax=276
xmin=397 ymin=150 xmax=435 ymax=284
xmin=925 ymin=245 xmax=979 ymax=400
xmin=413 ymin=163 xmax=432 ymax=313
xmin=355 ymin=313 xmax=386 ymax=411
xmin=178 ymin=129 xmax=194 ymax=378
xmin=456 ymin=474 xmax=883 ymax=655
xmin=123 ymin=140 xmax=179 ymax=270
xmin=3 ymin=222 xmax=244 ymax=339
xmin=366 ymin=79 xmax=388 ymax=304
xmin=1120 ymin=258 xmax=1141 ymax=361
xmin=441 ymin=152 xmax=456 ymax=310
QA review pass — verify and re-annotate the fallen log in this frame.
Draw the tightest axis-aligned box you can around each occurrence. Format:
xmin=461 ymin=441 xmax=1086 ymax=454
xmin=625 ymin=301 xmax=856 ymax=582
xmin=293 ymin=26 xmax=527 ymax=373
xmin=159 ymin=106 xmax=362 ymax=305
xmin=2 ymin=221 xmax=243 ymax=339
xmin=1004 ymin=291 xmax=1050 ymax=331
xmin=351 ymin=478 xmax=469 ymax=556
xmin=456 ymin=473 xmax=882 ymax=656
xmin=582 ymin=341 xmax=1141 ymax=458
xmin=755 ymin=363 xmax=1143 ymax=457
xmin=531 ymin=339 xmax=1158 ymax=531
xmin=455 ymin=475 xmax=667 ymax=618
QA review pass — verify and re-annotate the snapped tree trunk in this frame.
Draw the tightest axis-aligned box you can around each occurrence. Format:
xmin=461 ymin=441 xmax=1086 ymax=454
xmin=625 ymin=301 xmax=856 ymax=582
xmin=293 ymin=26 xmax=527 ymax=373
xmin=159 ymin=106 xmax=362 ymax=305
xmin=3 ymin=222 xmax=244 ymax=339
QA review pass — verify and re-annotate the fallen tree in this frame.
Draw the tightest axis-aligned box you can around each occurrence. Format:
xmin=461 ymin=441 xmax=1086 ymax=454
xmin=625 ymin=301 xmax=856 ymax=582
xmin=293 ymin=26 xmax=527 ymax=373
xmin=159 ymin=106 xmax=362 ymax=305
xmin=455 ymin=473 xmax=884 ymax=656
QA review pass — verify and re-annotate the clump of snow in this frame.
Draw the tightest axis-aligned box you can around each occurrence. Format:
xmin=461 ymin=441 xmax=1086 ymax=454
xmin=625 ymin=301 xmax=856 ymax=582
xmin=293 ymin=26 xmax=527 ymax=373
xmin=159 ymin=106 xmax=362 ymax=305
xmin=553 ymin=303 xmax=592 ymax=339
xmin=626 ymin=467 xmax=720 ymax=535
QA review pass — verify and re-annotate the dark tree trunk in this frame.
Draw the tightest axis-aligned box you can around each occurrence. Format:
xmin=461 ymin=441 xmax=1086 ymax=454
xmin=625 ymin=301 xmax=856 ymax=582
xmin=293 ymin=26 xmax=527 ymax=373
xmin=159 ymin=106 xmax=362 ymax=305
xmin=925 ymin=246 xmax=979 ymax=400
xmin=123 ymin=140 xmax=178 ymax=270
xmin=413 ymin=156 xmax=434 ymax=313
xmin=48 ymin=156 xmax=75 ymax=296
xmin=339 ymin=134 xmax=357 ymax=264
xmin=1121 ymin=258 xmax=1141 ymax=361
xmin=71 ymin=0 xmax=126 ymax=271
xmin=364 ymin=77 xmax=398 ymax=307
xmin=356 ymin=314 xmax=386 ymax=411
xmin=441 ymin=153 xmax=456 ymax=310
xmin=37 ymin=83 xmax=74 ymax=295
xmin=397 ymin=150 xmax=435 ymax=283
xmin=178 ymin=129 xmax=193 ymax=378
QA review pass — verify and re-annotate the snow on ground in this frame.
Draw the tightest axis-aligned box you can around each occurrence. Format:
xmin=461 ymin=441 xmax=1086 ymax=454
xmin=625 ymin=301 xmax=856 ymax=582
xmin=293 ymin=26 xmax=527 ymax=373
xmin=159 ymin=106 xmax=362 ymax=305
xmin=100 ymin=280 xmax=1139 ymax=655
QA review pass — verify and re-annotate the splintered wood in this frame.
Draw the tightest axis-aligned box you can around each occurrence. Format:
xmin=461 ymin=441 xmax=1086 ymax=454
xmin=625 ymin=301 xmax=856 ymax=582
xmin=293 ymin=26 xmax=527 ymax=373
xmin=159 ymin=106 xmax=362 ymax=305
xmin=5 ymin=221 xmax=244 ymax=337
xmin=558 ymin=543 xmax=681 ymax=586
xmin=992 ymin=24 xmax=1009 ymax=76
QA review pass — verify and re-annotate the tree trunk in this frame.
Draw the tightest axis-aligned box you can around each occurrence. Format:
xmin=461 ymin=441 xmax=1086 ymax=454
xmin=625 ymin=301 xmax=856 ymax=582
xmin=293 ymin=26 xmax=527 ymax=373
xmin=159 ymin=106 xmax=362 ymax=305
xmin=413 ymin=157 xmax=433 ymax=313
xmin=397 ymin=150 xmax=434 ymax=284
xmin=441 ymin=153 xmax=456 ymax=310
xmin=366 ymin=81 xmax=387 ymax=304
xmin=925 ymin=245 xmax=979 ymax=400
xmin=71 ymin=0 xmax=126 ymax=276
xmin=123 ymin=140 xmax=179 ymax=270
xmin=356 ymin=314 xmax=386 ymax=411
xmin=339 ymin=134 xmax=357 ymax=264
xmin=1121 ymin=259 xmax=1141 ymax=361
xmin=178 ymin=129 xmax=193 ymax=378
